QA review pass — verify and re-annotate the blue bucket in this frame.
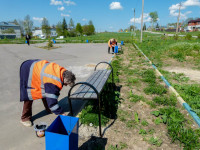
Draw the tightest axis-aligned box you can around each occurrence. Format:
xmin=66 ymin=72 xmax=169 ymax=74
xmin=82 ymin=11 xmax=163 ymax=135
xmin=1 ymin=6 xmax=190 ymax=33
xmin=25 ymin=40 xmax=27 ymax=44
xmin=121 ymin=41 xmax=124 ymax=45
xmin=45 ymin=115 xmax=79 ymax=150
xmin=86 ymin=40 xmax=89 ymax=43
xmin=114 ymin=46 xmax=118 ymax=53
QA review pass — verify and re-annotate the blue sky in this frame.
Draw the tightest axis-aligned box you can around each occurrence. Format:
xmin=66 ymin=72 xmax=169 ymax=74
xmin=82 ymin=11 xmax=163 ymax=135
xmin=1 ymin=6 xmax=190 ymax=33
xmin=1 ymin=0 xmax=200 ymax=31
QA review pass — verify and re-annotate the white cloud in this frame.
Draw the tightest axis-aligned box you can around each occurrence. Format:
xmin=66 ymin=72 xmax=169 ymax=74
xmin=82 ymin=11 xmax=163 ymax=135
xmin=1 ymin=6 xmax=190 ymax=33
xmin=58 ymin=6 xmax=65 ymax=11
xmin=183 ymin=0 xmax=200 ymax=7
xmin=110 ymin=2 xmax=123 ymax=10
xmin=130 ymin=13 xmax=152 ymax=24
xmin=82 ymin=18 xmax=87 ymax=21
xmin=169 ymin=0 xmax=200 ymax=19
xmin=61 ymin=13 xmax=70 ymax=17
xmin=109 ymin=26 xmax=113 ymax=29
xmin=63 ymin=0 xmax=76 ymax=6
xmin=50 ymin=0 xmax=62 ymax=5
xmin=33 ymin=17 xmax=43 ymax=22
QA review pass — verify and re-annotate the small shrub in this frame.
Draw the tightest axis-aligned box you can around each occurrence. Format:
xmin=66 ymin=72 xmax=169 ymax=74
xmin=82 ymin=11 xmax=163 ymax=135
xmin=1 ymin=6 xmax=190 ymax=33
xmin=197 ymin=34 xmax=200 ymax=39
xmin=185 ymin=34 xmax=192 ymax=40
xmin=173 ymin=34 xmax=179 ymax=40
xmin=139 ymin=129 xmax=147 ymax=135
xmin=47 ymin=38 xmax=53 ymax=48
xmin=148 ymin=137 xmax=163 ymax=147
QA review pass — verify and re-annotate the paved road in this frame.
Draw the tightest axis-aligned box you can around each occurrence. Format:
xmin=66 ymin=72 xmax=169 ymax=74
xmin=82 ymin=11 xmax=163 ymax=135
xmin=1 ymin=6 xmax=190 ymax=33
xmin=0 ymin=43 xmax=112 ymax=150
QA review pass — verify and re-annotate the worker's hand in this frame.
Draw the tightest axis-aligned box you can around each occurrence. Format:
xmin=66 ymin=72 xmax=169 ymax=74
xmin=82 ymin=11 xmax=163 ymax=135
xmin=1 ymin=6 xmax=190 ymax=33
xmin=60 ymin=113 xmax=67 ymax=116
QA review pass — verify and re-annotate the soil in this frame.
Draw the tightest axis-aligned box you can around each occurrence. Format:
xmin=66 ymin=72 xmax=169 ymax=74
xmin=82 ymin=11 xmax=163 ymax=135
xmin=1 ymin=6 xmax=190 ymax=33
xmin=163 ymin=66 xmax=200 ymax=83
xmin=77 ymin=44 xmax=198 ymax=150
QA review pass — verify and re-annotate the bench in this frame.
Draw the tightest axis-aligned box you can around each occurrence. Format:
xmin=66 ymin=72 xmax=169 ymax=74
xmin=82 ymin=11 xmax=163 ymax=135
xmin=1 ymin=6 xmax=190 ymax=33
xmin=68 ymin=62 xmax=113 ymax=137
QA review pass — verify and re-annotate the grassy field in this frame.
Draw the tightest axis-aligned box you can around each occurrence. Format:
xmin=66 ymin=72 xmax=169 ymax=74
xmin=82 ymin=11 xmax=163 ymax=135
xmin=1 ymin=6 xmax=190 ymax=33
xmin=0 ymin=32 xmax=132 ymax=44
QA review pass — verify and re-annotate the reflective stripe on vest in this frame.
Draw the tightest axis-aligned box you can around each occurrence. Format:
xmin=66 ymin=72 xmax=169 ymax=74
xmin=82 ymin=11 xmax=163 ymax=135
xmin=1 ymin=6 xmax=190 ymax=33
xmin=40 ymin=63 xmax=50 ymax=97
xmin=27 ymin=61 xmax=62 ymax=100
xmin=27 ymin=60 xmax=40 ymax=100
xmin=50 ymin=104 xmax=60 ymax=111
xmin=45 ymin=93 xmax=58 ymax=99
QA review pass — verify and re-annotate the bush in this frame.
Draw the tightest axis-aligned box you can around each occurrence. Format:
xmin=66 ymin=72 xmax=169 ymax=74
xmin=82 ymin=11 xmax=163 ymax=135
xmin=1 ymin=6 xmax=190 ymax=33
xmin=197 ymin=34 xmax=200 ymax=39
xmin=185 ymin=34 xmax=192 ymax=40
xmin=173 ymin=34 xmax=179 ymax=40
xmin=47 ymin=39 xmax=53 ymax=48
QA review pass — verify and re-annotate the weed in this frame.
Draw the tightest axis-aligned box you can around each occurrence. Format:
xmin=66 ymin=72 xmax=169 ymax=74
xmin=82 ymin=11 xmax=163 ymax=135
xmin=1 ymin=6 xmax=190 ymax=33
xmin=141 ymin=120 xmax=149 ymax=126
xmin=142 ymin=69 xmax=156 ymax=84
xmin=144 ymin=84 xmax=167 ymax=95
xmin=148 ymin=129 xmax=155 ymax=135
xmin=134 ymin=112 xmax=140 ymax=124
xmin=129 ymin=92 xmax=145 ymax=103
xmin=154 ymin=118 xmax=162 ymax=125
xmin=153 ymin=95 xmax=177 ymax=106
xmin=126 ymin=120 xmax=136 ymax=128
xmin=148 ymin=137 xmax=163 ymax=147
xmin=139 ymin=129 xmax=147 ymax=135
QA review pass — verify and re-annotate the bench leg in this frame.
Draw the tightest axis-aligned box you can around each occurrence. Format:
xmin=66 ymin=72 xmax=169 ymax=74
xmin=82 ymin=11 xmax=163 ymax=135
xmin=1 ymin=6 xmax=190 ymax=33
xmin=98 ymin=96 xmax=102 ymax=137
xmin=68 ymin=98 xmax=73 ymax=116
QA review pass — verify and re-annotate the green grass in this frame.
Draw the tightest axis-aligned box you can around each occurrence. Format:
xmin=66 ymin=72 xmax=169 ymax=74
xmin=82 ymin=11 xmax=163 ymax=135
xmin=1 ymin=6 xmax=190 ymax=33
xmin=152 ymin=95 xmax=177 ymax=106
xmin=151 ymin=107 xmax=200 ymax=149
xmin=144 ymin=84 xmax=167 ymax=95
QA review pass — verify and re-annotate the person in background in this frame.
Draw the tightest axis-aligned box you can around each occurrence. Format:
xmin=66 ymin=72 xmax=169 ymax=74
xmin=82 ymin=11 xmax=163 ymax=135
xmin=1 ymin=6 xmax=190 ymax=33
xmin=108 ymin=38 xmax=117 ymax=54
xmin=20 ymin=59 xmax=76 ymax=127
xmin=26 ymin=34 xmax=31 ymax=46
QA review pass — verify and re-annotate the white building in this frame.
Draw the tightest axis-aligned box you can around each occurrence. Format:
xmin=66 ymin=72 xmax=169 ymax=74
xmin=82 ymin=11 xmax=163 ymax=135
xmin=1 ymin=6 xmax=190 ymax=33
xmin=32 ymin=28 xmax=57 ymax=38
xmin=187 ymin=18 xmax=200 ymax=31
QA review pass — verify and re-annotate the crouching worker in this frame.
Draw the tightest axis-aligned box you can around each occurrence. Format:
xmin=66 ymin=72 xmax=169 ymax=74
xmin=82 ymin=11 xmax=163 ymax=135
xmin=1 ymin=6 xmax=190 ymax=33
xmin=20 ymin=59 xmax=76 ymax=127
xmin=108 ymin=38 xmax=117 ymax=54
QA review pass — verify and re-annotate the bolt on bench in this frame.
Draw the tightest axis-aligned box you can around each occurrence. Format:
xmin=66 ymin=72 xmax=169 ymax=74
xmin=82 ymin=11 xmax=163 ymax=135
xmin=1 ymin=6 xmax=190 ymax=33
xmin=68 ymin=62 xmax=113 ymax=137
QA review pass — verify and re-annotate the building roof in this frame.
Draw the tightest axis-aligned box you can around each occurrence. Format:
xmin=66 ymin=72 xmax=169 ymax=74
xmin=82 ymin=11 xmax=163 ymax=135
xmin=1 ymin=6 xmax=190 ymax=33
xmin=188 ymin=18 xmax=200 ymax=23
xmin=0 ymin=22 xmax=19 ymax=27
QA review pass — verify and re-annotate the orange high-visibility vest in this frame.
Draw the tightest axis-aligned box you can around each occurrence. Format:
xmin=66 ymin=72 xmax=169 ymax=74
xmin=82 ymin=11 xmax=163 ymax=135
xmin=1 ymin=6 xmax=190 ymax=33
xmin=108 ymin=40 xmax=117 ymax=48
xmin=27 ymin=60 xmax=66 ymax=100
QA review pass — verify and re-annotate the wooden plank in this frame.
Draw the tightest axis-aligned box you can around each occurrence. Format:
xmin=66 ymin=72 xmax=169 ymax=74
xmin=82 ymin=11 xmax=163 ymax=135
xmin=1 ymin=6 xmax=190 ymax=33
xmin=74 ymin=70 xmax=104 ymax=98
xmin=70 ymin=71 xmax=100 ymax=98
xmin=83 ymin=70 xmax=108 ymax=99
xmin=90 ymin=70 xmax=111 ymax=98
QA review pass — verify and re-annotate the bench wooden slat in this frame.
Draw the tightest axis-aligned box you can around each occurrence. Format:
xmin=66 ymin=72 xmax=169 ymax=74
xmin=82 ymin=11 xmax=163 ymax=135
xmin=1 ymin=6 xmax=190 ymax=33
xmin=83 ymin=70 xmax=108 ymax=99
xmin=71 ymin=70 xmax=104 ymax=98
xmin=90 ymin=70 xmax=111 ymax=98
xmin=70 ymin=70 xmax=99 ymax=98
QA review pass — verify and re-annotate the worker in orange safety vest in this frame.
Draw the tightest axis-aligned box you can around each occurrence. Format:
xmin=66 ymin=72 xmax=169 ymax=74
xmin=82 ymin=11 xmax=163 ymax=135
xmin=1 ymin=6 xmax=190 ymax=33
xmin=108 ymin=38 xmax=117 ymax=54
xmin=20 ymin=59 xmax=76 ymax=127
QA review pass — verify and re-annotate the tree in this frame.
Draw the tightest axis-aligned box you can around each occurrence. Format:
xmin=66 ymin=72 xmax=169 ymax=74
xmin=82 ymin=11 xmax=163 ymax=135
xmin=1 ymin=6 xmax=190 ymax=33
xmin=62 ymin=18 xmax=68 ymax=30
xmin=149 ymin=11 xmax=158 ymax=30
xmin=13 ymin=19 xmax=19 ymax=25
xmin=69 ymin=18 xmax=75 ymax=29
xmin=143 ymin=23 xmax=146 ymax=31
xmin=88 ymin=20 xmax=93 ymax=26
xmin=41 ymin=18 xmax=51 ymax=38
xmin=18 ymin=20 xmax=25 ymax=36
xmin=62 ymin=18 xmax=68 ymax=37
xmin=23 ymin=15 xmax=33 ymax=35
xmin=127 ymin=25 xmax=134 ymax=31
xmin=156 ymin=23 xmax=159 ymax=29
xmin=76 ymin=23 xmax=83 ymax=35
xmin=56 ymin=22 xmax=63 ymax=36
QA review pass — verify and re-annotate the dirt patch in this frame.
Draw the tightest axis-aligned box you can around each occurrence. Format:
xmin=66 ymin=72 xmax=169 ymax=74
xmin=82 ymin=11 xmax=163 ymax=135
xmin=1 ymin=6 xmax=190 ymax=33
xmin=163 ymin=66 xmax=200 ymax=83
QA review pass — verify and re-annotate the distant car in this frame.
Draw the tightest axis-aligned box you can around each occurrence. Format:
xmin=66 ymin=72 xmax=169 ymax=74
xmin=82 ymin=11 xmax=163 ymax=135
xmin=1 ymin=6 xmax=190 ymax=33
xmin=56 ymin=36 xmax=64 ymax=39
xmin=40 ymin=35 xmax=46 ymax=39
xmin=83 ymin=34 xmax=87 ymax=36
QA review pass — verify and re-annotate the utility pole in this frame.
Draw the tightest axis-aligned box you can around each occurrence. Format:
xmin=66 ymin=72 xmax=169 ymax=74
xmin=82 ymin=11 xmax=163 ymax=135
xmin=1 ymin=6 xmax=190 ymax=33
xmin=176 ymin=2 xmax=182 ymax=35
xmin=134 ymin=8 xmax=135 ymax=32
xmin=140 ymin=0 xmax=144 ymax=43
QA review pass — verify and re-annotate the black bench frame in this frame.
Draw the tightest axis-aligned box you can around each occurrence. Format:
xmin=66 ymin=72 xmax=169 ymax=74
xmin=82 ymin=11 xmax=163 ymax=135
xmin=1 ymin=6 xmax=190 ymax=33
xmin=68 ymin=62 xmax=113 ymax=137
